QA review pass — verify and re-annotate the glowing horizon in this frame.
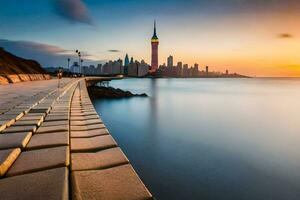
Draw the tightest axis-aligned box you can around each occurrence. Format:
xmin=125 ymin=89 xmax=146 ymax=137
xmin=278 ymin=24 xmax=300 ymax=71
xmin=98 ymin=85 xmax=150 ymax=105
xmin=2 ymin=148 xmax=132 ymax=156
xmin=0 ymin=0 xmax=299 ymax=77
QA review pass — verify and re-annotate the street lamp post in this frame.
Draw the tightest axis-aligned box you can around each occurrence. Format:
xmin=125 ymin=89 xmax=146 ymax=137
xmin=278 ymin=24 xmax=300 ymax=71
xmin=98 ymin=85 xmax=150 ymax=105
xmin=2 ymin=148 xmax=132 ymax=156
xmin=67 ymin=58 xmax=70 ymax=74
xmin=81 ymin=59 xmax=84 ymax=75
xmin=75 ymin=50 xmax=81 ymax=74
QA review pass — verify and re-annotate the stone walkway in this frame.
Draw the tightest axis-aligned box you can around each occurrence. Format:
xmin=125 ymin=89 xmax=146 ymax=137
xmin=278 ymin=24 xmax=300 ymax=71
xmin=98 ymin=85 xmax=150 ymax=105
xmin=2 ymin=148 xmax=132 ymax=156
xmin=0 ymin=78 xmax=153 ymax=200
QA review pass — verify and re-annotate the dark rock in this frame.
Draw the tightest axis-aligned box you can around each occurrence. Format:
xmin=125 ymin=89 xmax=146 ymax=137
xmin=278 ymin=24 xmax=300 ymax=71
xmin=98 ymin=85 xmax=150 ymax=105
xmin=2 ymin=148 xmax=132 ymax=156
xmin=88 ymin=86 xmax=148 ymax=99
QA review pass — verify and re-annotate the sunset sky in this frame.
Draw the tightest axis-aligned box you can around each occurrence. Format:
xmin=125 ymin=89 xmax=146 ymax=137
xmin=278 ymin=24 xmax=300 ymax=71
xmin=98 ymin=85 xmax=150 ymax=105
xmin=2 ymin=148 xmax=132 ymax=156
xmin=0 ymin=0 xmax=299 ymax=77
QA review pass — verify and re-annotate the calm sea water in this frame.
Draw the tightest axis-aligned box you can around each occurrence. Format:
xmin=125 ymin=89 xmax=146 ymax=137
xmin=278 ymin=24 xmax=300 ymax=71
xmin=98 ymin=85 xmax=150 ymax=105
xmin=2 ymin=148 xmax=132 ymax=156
xmin=92 ymin=78 xmax=300 ymax=200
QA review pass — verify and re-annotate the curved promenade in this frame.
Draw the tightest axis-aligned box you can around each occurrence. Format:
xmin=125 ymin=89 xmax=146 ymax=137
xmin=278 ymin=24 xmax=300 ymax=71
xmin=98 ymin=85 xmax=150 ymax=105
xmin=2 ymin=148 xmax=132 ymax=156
xmin=0 ymin=78 xmax=153 ymax=200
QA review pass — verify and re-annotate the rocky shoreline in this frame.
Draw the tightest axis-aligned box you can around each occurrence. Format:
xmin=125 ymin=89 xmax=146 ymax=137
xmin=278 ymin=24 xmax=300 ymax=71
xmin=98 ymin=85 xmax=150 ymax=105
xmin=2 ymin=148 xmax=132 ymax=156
xmin=88 ymin=86 xmax=148 ymax=98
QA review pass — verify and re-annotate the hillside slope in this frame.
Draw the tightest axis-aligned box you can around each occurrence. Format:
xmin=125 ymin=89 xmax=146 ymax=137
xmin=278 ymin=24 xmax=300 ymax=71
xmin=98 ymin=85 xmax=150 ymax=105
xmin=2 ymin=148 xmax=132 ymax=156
xmin=0 ymin=47 xmax=51 ymax=84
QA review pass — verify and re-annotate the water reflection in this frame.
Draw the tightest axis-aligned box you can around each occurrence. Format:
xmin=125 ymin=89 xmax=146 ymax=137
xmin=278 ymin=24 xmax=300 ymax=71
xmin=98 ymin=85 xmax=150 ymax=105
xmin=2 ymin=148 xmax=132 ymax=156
xmin=92 ymin=78 xmax=300 ymax=200
xmin=148 ymin=79 xmax=158 ymax=143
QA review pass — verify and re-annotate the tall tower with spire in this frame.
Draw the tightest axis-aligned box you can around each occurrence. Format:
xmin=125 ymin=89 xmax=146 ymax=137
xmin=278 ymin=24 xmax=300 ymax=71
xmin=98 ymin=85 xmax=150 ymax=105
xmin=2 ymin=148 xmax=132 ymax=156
xmin=150 ymin=20 xmax=159 ymax=73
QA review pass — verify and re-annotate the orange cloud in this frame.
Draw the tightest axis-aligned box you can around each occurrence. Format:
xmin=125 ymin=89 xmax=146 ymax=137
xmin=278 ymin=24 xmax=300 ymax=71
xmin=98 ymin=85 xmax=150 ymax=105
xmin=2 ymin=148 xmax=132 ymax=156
xmin=278 ymin=33 xmax=294 ymax=39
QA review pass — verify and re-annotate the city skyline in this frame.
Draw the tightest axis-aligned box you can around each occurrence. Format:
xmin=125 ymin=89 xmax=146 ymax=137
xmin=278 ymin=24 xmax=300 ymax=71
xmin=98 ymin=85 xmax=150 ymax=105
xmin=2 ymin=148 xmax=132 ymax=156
xmin=0 ymin=0 xmax=299 ymax=77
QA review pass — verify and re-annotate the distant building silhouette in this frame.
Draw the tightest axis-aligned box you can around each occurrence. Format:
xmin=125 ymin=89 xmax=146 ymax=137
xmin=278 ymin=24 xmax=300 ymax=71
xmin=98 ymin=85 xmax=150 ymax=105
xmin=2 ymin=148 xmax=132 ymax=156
xmin=139 ymin=60 xmax=150 ymax=77
xmin=206 ymin=66 xmax=209 ymax=76
xmin=96 ymin=64 xmax=102 ymax=74
xmin=192 ymin=63 xmax=199 ymax=77
xmin=167 ymin=55 xmax=173 ymax=67
xmin=183 ymin=64 xmax=189 ymax=77
xmin=128 ymin=59 xmax=149 ymax=77
xmin=70 ymin=62 xmax=80 ymax=73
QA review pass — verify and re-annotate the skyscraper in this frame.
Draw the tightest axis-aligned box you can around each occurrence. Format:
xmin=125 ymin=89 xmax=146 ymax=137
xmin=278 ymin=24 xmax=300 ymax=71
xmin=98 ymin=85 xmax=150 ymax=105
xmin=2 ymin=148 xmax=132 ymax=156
xmin=150 ymin=20 xmax=159 ymax=73
xmin=167 ymin=55 xmax=173 ymax=67
xmin=124 ymin=54 xmax=129 ymax=66
xmin=124 ymin=54 xmax=130 ymax=75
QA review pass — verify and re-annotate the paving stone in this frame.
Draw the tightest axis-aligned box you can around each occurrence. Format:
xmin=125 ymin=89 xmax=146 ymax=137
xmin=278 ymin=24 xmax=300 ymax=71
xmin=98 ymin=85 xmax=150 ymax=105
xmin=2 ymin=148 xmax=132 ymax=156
xmin=71 ymin=124 xmax=105 ymax=131
xmin=70 ymin=111 xmax=84 ymax=114
xmin=71 ymin=112 xmax=98 ymax=117
xmin=14 ymin=104 xmax=35 ymax=109
xmin=0 ymin=115 xmax=18 ymax=121
xmin=42 ymin=120 xmax=69 ymax=127
xmin=50 ymin=106 xmax=70 ymax=113
xmin=26 ymin=132 xmax=69 ymax=150
xmin=0 ymin=148 xmax=21 ymax=176
xmin=37 ymin=124 xmax=68 ymax=133
xmin=13 ymin=118 xmax=43 ymax=126
xmin=34 ymin=104 xmax=53 ymax=108
xmin=49 ymin=111 xmax=69 ymax=116
xmin=29 ymin=108 xmax=50 ymax=114
xmin=71 ymin=164 xmax=153 ymax=200
xmin=71 ymin=147 xmax=129 ymax=171
xmin=81 ymin=111 xmax=97 ymax=115
xmin=47 ymin=113 xmax=69 ymax=117
xmin=0 ymin=113 xmax=24 ymax=121
xmin=71 ymin=135 xmax=117 ymax=152
xmin=50 ymin=109 xmax=69 ymax=113
xmin=71 ymin=115 xmax=99 ymax=121
xmin=0 ymin=132 xmax=32 ymax=150
xmin=20 ymin=115 xmax=44 ymax=121
xmin=2 ymin=125 xmax=37 ymax=133
xmin=25 ymin=113 xmax=46 ymax=117
xmin=45 ymin=115 xmax=69 ymax=121
xmin=71 ymin=129 xmax=109 ymax=138
xmin=0 ymin=109 xmax=9 ymax=114
xmin=6 ymin=146 xmax=69 ymax=177
xmin=71 ymin=108 xmax=94 ymax=111
xmin=51 ymin=106 xmax=69 ymax=109
xmin=72 ymin=107 xmax=94 ymax=111
xmin=70 ymin=119 xmax=102 ymax=126
xmin=5 ymin=110 xmax=25 ymax=115
xmin=0 ymin=167 xmax=68 ymax=200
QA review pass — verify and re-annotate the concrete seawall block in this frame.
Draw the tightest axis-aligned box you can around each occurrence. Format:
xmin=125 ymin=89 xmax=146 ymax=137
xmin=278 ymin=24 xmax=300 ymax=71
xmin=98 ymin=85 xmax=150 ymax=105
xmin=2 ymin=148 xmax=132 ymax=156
xmin=71 ymin=164 xmax=153 ymax=200
xmin=71 ymin=147 xmax=129 ymax=171
xmin=70 ymin=119 xmax=103 ymax=126
xmin=70 ymin=124 xmax=105 ymax=131
xmin=6 ymin=75 xmax=21 ymax=83
xmin=71 ymin=135 xmax=117 ymax=153
xmin=18 ymin=74 xmax=31 ymax=81
xmin=0 ymin=167 xmax=68 ymax=200
xmin=71 ymin=129 xmax=109 ymax=138
xmin=71 ymin=115 xmax=99 ymax=121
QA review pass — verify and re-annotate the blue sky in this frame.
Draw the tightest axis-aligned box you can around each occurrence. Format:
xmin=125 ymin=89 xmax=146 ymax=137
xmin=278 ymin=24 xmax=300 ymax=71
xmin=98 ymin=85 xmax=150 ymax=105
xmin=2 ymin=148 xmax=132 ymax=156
xmin=0 ymin=0 xmax=299 ymax=76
